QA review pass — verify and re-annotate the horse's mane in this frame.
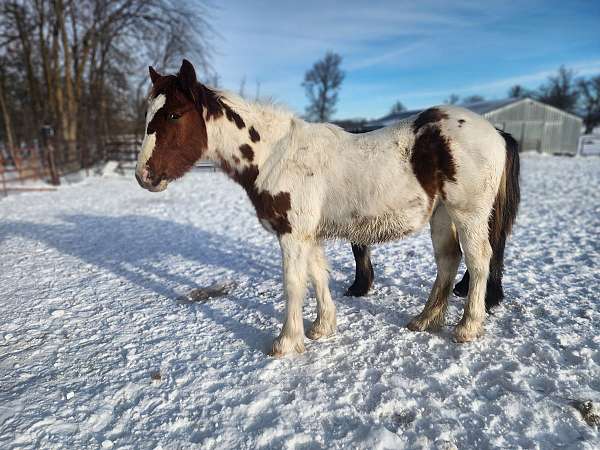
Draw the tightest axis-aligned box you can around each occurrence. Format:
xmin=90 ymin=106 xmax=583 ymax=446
xmin=150 ymin=73 xmax=337 ymax=138
xmin=211 ymin=88 xmax=295 ymax=125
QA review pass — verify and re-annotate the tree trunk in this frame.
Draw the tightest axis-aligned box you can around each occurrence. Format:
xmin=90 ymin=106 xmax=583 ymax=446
xmin=54 ymin=0 xmax=79 ymax=166
xmin=13 ymin=5 xmax=43 ymax=134
xmin=36 ymin=0 xmax=55 ymax=123
xmin=0 ymin=69 xmax=16 ymax=153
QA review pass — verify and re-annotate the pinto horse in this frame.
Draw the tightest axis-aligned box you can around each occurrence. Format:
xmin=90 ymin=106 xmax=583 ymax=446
xmin=136 ymin=60 xmax=520 ymax=356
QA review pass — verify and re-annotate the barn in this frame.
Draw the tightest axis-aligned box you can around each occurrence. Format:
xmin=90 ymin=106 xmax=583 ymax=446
xmin=357 ymin=98 xmax=583 ymax=155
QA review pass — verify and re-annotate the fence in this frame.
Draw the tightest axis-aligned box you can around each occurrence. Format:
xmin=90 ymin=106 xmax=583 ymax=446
xmin=0 ymin=138 xmax=103 ymax=197
xmin=104 ymin=138 xmax=141 ymax=168
xmin=102 ymin=139 xmax=217 ymax=172
xmin=1 ymin=137 xmax=220 ymax=196
xmin=577 ymin=135 xmax=600 ymax=156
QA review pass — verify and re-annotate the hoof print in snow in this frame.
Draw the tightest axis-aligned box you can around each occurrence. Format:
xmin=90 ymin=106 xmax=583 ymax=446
xmin=150 ymin=371 xmax=162 ymax=381
xmin=178 ymin=281 xmax=235 ymax=303
xmin=572 ymin=400 xmax=600 ymax=427
xmin=391 ymin=410 xmax=416 ymax=427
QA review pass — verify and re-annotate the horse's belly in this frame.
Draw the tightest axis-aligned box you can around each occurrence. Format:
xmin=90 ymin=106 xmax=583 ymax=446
xmin=317 ymin=207 xmax=428 ymax=245
xmin=316 ymin=172 xmax=431 ymax=244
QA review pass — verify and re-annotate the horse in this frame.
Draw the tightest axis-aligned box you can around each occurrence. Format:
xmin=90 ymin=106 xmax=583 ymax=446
xmin=135 ymin=60 xmax=520 ymax=357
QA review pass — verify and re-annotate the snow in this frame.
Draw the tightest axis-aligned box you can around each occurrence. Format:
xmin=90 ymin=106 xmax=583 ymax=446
xmin=1 ymin=154 xmax=599 ymax=449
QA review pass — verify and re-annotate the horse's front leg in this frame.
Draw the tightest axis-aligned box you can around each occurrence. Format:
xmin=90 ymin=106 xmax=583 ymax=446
xmin=269 ymin=235 xmax=310 ymax=357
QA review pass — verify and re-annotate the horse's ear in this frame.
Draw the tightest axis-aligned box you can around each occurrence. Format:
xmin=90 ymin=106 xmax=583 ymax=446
xmin=149 ymin=66 xmax=161 ymax=84
xmin=178 ymin=59 xmax=197 ymax=90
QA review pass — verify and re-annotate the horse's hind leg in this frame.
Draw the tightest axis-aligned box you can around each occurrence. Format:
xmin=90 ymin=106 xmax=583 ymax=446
xmin=345 ymin=244 xmax=374 ymax=296
xmin=453 ymin=212 xmax=493 ymax=342
xmin=484 ymin=231 xmax=506 ymax=311
xmin=307 ymin=242 xmax=337 ymax=340
xmin=407 ymin=204 xmax=461 ymax=331
xmin=454 ymin=264 xmax=505 ymax=313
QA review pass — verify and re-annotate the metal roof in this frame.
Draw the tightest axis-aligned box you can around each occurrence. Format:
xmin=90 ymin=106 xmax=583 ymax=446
xmin=369 ymin=98 xmax=521 ymax=128
xmin=366 ymin=97 xmax=581 ymax=129
xmin=459 ymin=98 xmax=519 ymax=115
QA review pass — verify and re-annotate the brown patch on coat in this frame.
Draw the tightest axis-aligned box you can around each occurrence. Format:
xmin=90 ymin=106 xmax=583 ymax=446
xmin=410 ymin=126 xmax=456 ymax=201
xmin=458 ymin=119 xmax=466 ymax=127
xmin=412 ymin=108 xmax=449 ymax=133
xmin=239 ymin=144 xmax=254 ymax=162
xmin=217 ymin=157 xmax=291 ymax=234
xmin=224 ymin=104 xmax=246 ymax=129
xmin=232 ymin=155 xmax=240 ymax=164
xmin=249 ymin=126 xmax=260 ymax=142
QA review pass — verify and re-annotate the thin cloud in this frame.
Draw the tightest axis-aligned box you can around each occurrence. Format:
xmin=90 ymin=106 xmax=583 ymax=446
xmin=346 ymin=42 xmax=426 ymax=71
xmin=210 ymin=1 xmax=600 ymax=118
xmin=399 ymin=59 xmax=600 ymax=99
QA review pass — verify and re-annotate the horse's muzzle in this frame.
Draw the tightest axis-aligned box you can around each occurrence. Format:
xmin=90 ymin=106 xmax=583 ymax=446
xmin=135 ymin=166 xmax=168 ymax=192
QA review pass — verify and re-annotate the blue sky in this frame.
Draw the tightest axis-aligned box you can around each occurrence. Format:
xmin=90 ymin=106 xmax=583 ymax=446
xmin=205 ymin=0 xmax=600 ymax=119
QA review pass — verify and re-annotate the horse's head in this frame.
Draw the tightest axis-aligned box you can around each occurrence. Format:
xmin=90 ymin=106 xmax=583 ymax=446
xmin=136 ymin=59 xmax=210 ymax=192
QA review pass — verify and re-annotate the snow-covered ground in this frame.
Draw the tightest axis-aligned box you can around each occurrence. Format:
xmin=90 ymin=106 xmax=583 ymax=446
xmin=1 ymin=155 xmax=599 ymax=449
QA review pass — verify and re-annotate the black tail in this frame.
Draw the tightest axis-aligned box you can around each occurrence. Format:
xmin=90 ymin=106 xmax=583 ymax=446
xmin=485 ymin=129 xmax=521 ymax=310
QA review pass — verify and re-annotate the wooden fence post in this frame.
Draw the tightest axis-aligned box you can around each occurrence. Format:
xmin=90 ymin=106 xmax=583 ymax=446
xmin=41 ymin=125 xmax=61 ymax=186
xmin=0 ymin=153 xmax=6 ymax=197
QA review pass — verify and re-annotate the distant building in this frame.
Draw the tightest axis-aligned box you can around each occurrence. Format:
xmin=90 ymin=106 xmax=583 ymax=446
xmin=343 ymin=98 xmax=583 ymax=155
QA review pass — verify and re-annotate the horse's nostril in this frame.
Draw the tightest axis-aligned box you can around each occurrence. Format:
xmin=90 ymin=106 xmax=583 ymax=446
xmin=151 ymin=175 xmax=164 ymax=187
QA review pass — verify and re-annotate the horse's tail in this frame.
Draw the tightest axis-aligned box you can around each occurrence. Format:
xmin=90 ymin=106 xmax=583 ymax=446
xmin=485 ymin=129 xmax=521 ymax=310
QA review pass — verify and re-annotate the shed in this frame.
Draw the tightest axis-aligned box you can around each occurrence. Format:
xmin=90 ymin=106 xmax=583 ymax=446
xmin=361 ymin=98 xmax=583 ymax=155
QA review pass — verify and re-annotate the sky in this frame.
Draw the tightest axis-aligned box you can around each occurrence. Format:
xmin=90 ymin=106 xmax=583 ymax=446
xmin=202 ymin=0 xmax=600 ymax=120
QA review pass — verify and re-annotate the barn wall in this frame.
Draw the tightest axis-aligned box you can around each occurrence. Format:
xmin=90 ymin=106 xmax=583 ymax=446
xmin=484 ymin=99 xmax=582 ymax=154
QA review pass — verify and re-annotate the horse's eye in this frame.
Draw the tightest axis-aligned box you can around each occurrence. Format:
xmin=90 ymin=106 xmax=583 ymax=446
xmin=168 ymin=112 xmax=181 ymax=121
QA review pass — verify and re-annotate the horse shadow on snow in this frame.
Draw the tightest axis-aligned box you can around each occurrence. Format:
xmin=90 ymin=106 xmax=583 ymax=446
xmin=1 ymin=214 xmax=286 ymax=352
xmin=2 ymin=213 xmax=430 ymax=352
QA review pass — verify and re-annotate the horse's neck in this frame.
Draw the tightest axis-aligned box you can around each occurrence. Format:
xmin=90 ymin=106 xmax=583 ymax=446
xmin=204 ymin=94 xmax=294 ymax=171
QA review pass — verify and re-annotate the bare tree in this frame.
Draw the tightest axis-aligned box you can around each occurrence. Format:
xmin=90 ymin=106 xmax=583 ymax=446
xmin=508 ymin=85 xmax=529 ymax=98
xmin=578 ymin=75 xmax=600 ymax=134
xmin=302 ymin=51 xmax=345 ymax=122
xmin=536 ymin=65 xmax=579 ymax=113
xmin=254 ymin=79 xmax=261 ymax=101
xmin=462 ymin=95 xmax=485 ymax=105
xmin=0 ymin=61 xmax=16 ymax=152
xmin=444 ymin=93 xmax=460 ymax=105
xmin=238 ymin=75 xmax=246 ymax=98
xmin=389 ymin=100 xmax=406 ymax=115
xmin=0 ymin=0 xmax=215 ymax=167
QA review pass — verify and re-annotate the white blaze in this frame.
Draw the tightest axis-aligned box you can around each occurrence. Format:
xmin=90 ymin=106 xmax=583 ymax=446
xmin=137 ymin=94 xmax=166 ymax=170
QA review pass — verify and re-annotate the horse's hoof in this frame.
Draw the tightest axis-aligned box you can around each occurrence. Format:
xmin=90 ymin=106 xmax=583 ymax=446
xmin=268 ymin=335 xmax=305 ymax=357
xmin=453 ymin=323 xmax=484 ymax=343
xmin=306 ymin=320 xmax=336 ymax=340
xmin=344 ymin=284 xmax=370 ymax=297
xmin=406 ymin=317 xmax=427 ymax=331
xmin=407 ymin=314 xmax=444 ymax=332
